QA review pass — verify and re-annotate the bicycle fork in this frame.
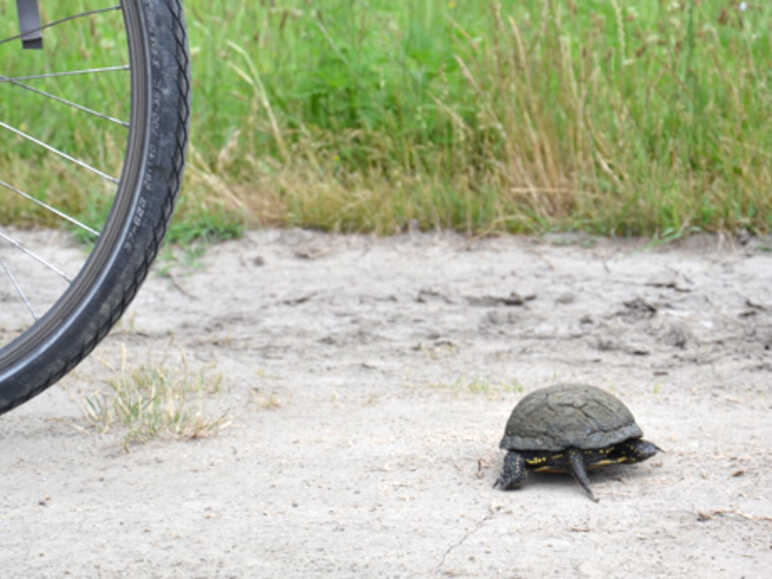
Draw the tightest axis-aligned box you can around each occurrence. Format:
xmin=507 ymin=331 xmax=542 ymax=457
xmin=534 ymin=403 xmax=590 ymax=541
xmin=16 ymin=0 xmax=43 ymax=49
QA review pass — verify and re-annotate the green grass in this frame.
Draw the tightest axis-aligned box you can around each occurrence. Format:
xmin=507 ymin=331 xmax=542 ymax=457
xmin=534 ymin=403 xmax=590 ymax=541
xmin=1 ymin=1 xmax=770 ymax=237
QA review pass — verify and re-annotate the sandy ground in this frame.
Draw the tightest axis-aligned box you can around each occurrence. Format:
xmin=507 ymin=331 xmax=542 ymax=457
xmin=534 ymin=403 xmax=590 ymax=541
xmin=1 ymin=228 xmax=771 ymax=578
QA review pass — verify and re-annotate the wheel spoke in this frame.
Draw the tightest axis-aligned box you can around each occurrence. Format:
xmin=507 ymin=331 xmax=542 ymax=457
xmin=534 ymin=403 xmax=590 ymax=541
xmin=0 ymin=229 xmax=72 ymax=283
xmin=0 ymin=65 xmax=130 ymax=82
xmin=0 ymin=74 xmax=129 ymax=127
xmin=0 ymin=119 xmax=119 ymax=184
xmin=0 ymin=258 xmax=38 ymax=320
xmin=0 ymin=179 xmax=100 ymax=237
xmin=0 ymin=6 xmax=122 ymax=49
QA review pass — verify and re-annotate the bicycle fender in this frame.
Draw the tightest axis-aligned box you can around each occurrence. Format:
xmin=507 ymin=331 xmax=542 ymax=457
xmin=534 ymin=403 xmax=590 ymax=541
xmin=16 ymin=0 xmax=43 ymax=49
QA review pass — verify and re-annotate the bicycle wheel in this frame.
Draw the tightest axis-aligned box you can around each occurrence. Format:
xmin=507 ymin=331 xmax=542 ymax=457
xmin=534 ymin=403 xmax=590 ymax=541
xmin=0 ymin=0 xmax=190 ymax=415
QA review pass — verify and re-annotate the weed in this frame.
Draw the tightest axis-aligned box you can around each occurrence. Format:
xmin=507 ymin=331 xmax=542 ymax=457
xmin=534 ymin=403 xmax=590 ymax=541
xmin=82 ymin=347 xmax=230 ymax=450
xmin=423 ymin=375 xmax=525 ymax=399
xmin=249 ymin=387 xmax=283 ymax=410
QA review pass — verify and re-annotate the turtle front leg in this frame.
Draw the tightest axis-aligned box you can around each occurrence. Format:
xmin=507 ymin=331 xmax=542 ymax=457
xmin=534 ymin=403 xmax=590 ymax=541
xmin=567 ymin=448 xmax=599 ymax=502
xmin=494 ymin=450 xmax=527 ymax=490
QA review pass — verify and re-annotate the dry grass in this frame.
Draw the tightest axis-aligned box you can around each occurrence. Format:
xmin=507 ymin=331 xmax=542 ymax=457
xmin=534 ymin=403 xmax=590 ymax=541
xmin=81 ymin=347 xmax=230 ymax=451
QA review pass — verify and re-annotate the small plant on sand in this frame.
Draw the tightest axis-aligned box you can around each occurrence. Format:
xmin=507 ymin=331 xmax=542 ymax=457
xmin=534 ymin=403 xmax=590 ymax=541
xmin=82 ymin=348 xmax=230 ymax=450
xmin=420 ymin=375 xmax=525 ymax=399
xmin=249 ymin=387 xmax=283 ymax=410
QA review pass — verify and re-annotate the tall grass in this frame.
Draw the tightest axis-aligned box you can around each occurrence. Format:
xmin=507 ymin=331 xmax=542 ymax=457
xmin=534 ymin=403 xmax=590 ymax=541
xmin=188 ymin=0 xmax=771 ymax=235
xmin=1 ymin=1 xmax=770 ymax=236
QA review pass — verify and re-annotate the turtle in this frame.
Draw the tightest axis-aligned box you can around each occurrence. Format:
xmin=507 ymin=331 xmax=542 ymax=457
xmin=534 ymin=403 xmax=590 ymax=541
xmin=494 ymin=383 xmax=661 ymax=501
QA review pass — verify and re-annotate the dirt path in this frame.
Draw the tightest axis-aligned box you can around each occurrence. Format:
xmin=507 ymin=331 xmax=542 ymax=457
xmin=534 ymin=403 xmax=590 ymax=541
xmin=2 ymin=229 xmax=771 ymax=578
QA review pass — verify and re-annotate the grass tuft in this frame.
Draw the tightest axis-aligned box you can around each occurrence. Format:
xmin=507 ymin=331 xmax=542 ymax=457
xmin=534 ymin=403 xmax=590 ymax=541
xmin=82 ymin=348 xmax=230 ymax=451
xmin=416 ymin=375 xmax=526 ymax=400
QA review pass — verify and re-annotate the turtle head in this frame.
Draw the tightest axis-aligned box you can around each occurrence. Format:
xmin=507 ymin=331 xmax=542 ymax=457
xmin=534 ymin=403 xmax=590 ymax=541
xmin=625 ymin=438 xmax=662 ymax=463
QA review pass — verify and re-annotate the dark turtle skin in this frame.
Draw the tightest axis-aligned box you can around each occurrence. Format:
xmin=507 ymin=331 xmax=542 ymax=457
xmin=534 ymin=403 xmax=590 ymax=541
xmin=494 ymin=383 xmax=661 ymax=501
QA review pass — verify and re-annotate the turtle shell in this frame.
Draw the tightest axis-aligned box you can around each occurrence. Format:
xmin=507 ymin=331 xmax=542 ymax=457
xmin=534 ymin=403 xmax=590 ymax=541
xmin=499 ymin=383 xmax=643 ymax=452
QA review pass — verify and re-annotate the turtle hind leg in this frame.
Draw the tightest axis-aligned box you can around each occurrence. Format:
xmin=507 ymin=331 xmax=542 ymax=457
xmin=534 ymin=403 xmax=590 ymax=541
xmin=567 ymin=448 xmax=598 ymax=502
xmin=494 ymin=451 xmax=527 ymax=490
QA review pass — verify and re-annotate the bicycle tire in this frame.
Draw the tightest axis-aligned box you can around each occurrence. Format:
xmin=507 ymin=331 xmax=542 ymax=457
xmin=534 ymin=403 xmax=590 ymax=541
xmin=0 ymin=0 xmax=190 ymax=415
